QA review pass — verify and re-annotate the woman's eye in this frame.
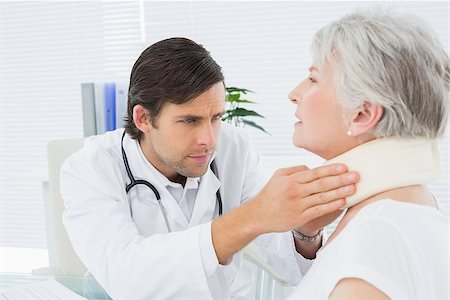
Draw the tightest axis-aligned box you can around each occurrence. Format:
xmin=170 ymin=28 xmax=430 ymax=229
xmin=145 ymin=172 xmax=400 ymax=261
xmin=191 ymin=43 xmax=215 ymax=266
xmin=309 ymin=77 xmax=316 ymax=83
xmin=184 ymin=118 xmax=196 ymax=124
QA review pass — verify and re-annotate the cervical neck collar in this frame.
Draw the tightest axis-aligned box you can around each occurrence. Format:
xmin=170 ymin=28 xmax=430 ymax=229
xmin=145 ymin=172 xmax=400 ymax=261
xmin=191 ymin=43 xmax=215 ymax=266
xmin=324 ymin=138 xmax=441 ymax=209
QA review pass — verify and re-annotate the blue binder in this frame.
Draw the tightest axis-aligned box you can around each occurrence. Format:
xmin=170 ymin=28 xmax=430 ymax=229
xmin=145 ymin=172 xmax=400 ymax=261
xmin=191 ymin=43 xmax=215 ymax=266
xmin=104 ymin=83 xmax=116 ymax=131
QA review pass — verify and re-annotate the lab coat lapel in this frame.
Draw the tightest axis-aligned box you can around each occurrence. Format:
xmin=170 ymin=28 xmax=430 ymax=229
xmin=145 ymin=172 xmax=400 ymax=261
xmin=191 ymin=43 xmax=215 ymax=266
xmin=190 ymin=167 xmax=221 ymax=226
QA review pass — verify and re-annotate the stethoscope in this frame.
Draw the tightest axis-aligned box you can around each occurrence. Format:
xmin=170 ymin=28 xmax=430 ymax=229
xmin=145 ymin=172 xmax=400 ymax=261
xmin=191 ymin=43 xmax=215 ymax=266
xmin=121 ymin=130 xmax=223 ymax=232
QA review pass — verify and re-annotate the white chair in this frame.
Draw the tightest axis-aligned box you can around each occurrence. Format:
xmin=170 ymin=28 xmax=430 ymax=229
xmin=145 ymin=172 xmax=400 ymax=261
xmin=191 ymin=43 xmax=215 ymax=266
xmin=33 ymin=138 xmax=86 ymax=276
xmin=243 ymin=243 xmax=294 ymax=299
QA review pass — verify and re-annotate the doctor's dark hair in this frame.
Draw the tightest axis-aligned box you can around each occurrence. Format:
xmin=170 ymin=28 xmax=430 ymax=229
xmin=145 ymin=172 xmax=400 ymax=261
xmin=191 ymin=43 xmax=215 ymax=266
xmin=124 ymin=37 xmax=224 ymax=140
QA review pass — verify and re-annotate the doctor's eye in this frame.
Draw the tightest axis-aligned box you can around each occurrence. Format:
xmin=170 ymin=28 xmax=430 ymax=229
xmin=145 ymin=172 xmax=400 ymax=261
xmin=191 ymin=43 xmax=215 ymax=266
xmin=182 ymin=117 xmax=198 ymax=124
xmin=212 ymin=115 xmax=222 ymax=122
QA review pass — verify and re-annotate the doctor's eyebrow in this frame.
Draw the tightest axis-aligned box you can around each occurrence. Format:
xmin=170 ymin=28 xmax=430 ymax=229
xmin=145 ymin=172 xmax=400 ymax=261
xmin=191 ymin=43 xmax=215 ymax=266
xmin=176 ymin=111 xmax=226 ymax=120
xmin=214 ymin=111 xmax=226 ymax=118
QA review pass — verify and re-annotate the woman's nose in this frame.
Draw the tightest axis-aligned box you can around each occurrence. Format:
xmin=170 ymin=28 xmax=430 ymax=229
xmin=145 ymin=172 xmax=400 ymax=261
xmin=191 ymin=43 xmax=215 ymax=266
xmin=288 ymin=79 xmax=309 ymax=104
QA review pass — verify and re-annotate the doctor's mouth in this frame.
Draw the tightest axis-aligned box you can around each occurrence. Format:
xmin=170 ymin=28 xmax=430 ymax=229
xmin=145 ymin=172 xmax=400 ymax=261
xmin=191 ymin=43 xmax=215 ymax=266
xmin=187 ymin=153 xmax=212 ymax=164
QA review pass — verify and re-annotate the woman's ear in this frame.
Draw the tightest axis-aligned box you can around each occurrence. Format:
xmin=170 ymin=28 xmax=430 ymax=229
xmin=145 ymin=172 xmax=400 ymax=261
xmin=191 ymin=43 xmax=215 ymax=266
xmin=348 ymin=101 xmax=383 ymax=136
xmin=133 ymin=105 xmax=152 ymax=133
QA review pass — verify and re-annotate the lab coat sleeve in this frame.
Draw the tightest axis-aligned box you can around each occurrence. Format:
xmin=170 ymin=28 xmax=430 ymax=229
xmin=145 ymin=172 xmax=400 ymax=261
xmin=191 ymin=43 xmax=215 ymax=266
xmin=61 ymin=148 xmax=215 ymax=300
xmin=238 ymin=129 xmax=311 ymax=286
xmin=199 ymin=220 xmax=219 ymax=276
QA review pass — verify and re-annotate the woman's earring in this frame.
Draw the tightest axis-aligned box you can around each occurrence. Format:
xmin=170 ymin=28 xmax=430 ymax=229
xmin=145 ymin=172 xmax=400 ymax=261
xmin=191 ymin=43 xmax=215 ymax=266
xmin=346 ymin=129 xmax=352 ymax=136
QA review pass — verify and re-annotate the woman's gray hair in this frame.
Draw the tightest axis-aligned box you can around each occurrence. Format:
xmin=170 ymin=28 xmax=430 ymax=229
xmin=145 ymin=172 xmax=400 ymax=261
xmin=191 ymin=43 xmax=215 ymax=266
xmin=311 ymin=9 xmax=450 ymax=138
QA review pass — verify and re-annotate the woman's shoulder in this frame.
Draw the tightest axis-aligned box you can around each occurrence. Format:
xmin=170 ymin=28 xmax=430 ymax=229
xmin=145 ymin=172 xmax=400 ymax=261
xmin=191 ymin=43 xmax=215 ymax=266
xmin=324 ymin=199 xmax=448 ymax=274
xmin=353 ymin=199 xmax=446 ymax=227
xmin=310 ymin=199 xmax=449 ymax=299
xmin=340 ymin=199 xmax=445 ymax=240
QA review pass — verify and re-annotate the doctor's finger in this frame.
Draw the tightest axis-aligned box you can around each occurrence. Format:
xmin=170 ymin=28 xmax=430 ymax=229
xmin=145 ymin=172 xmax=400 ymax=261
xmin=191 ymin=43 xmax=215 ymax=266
xmin=293 ymin=170 xmax=359 ymax=196
xmin=299 ymin=183 xmax=356 ymax=209
xmin=275 ymin=164 xmax=309 ymax=176
xmin=292 ymin=164 xmax=350 ymax=184
xmin=300 ymin=199 xmax=346 ymax=224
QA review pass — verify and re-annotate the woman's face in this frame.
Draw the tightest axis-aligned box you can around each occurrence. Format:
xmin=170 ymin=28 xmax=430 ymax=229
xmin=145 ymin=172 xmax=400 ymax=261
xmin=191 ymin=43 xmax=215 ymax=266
xmin=288 ymin=64 xmax=352 ymax=159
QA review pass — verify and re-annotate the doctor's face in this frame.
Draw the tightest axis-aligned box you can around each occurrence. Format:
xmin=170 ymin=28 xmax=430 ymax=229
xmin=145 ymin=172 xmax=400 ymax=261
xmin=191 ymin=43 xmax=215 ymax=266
xmin=141 ymin=82 xmax=225 ymax=182
xmin=288 ymin=64 xmax=350 ymax=159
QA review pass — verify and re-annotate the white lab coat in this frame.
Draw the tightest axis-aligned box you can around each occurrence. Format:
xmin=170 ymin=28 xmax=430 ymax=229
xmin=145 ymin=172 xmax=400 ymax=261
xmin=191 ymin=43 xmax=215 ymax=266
xmin=61 ymin=123 xmax=309 ymax=300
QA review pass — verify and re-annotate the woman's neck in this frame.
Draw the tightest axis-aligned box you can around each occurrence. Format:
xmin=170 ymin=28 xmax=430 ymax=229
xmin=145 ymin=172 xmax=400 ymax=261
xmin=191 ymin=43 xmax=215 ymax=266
xmin=355 ymin=185 xmax=436 ymax=209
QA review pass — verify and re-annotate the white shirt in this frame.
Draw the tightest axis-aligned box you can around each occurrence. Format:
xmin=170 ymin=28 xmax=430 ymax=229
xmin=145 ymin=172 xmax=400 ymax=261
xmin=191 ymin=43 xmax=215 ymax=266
xmin=136 ymin=141 xmax=199 ymax=221
xmin=61 ymin=123 xmax=309 ymax=300
xmin=289 ymin=199 xmax=449 ymax=300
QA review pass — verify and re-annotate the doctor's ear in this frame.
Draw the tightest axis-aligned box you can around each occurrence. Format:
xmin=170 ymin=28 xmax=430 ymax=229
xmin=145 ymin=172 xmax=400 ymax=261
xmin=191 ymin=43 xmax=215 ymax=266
xmin=133 ymin=105 xmax=153 ymax=133
xmin=348 ymin=101 xmax=383 ymax=136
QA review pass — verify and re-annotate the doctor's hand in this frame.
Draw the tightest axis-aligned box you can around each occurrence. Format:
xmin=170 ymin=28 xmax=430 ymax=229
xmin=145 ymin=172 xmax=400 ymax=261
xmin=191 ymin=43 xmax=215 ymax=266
xmin=211 ymin=163 xmax=359 ymax=264
xmin=293 ymin=165 xmax=359 ymax=236
xmin=250 ymin=163 xmax=359 ymax=234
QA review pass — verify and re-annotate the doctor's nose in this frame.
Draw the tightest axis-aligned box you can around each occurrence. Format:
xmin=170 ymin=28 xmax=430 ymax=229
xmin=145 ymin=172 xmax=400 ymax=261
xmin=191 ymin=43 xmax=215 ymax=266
xmin=197 ymin=122 xmax=216 ymax=148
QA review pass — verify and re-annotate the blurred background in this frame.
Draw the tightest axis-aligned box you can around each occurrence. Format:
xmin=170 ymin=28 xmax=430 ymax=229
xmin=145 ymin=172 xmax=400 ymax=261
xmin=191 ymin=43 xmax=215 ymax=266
xmin=0 ymin=0 xmax=448 ymax=273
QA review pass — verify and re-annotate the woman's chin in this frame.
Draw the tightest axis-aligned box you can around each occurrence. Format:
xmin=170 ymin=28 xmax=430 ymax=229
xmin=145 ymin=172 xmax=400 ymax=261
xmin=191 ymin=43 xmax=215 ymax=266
xmin=293 ymin=142 xmax=338 ymax=160
xmin=292 ymin=138 xmax=306 ymax=150
xmin=292 ymin=140 xmax=322 ymax=157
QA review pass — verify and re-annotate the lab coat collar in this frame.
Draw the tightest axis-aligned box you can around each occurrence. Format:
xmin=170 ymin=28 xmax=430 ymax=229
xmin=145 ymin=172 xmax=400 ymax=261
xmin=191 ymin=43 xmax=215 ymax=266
xmin=190 ymin=163 xmax=221 ymax=225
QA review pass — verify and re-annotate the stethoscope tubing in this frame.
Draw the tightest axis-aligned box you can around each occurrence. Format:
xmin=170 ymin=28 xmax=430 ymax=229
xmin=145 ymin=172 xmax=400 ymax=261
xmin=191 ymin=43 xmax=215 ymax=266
xmin=120 ymin=130 xmax=222 ymax=233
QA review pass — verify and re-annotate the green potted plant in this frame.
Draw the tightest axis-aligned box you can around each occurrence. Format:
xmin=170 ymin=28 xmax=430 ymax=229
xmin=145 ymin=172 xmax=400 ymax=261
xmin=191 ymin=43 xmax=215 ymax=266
xmin=222 ymin=87 xmax=269 ymax=134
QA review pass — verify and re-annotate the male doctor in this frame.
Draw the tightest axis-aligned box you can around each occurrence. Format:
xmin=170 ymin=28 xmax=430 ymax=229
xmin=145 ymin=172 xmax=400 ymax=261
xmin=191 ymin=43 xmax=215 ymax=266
xmin=61 ymin=38 xmax=359 ymax=299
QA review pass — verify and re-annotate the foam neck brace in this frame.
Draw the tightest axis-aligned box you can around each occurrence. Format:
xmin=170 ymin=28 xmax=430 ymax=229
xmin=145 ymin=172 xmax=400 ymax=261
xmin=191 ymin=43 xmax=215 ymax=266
xmin=324 ymin=138 xmax=441 ymax=209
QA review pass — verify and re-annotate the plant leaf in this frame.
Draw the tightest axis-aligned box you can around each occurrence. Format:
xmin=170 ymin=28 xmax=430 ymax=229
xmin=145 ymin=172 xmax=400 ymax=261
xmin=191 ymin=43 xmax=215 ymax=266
xmin=226 ymin=94 xmax=256 ymax=104
xmin=241 ymin=119 xmax=270 ymax=134
xmin=226 ymin=93 xmax=240 ymax=102
xmin=234 ymin=99 xmax=256 ymax=104
xmin=226 ymin=87 xmax=255 ymax=94
xmin=227 ymin=107 xmax=264 ymax=118
xmin=221 ymin=114 xmax=234 ymax=122
xmin=223 ymin=86 xmax=269 ymax=134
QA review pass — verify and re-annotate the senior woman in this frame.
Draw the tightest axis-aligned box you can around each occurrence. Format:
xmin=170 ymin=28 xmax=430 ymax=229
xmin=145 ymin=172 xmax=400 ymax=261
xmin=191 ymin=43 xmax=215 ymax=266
xmin=287 ymin=10 xmax=449 ymax=299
